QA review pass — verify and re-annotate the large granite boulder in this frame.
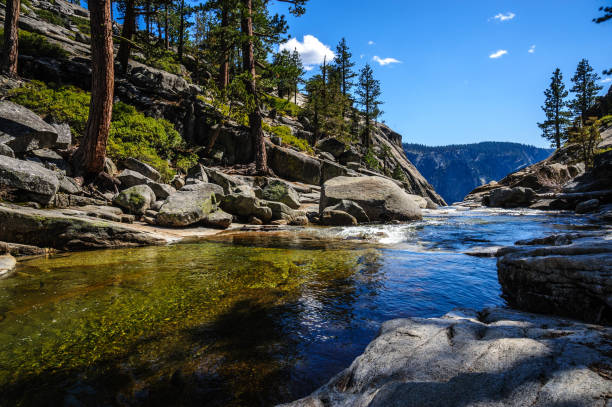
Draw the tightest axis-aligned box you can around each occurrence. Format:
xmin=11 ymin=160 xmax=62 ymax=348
xmin=281 ymin=308 xmax=612 ymax=407
xmin=321 ymin=159 xmax=349 ymax=184
xmin=204 ymin=167 xmax=243 ymax=194
xmin=0 ymin=203 xmax=165 ymax=250
xmin=269 ymin=145 xmax=321 ymax=185
xmin=156 ymin=184 xmax=219 ymax=227
xmin=0 ymin=143 xmax=15 ymax=158
xmin=326 ymin=200 xmax=369 ymax=223
xmin=121 ymin=158 xmax=161 ymax=182
xmin=316 ymin=137 xmax=346 ymax=158
xmin=497 ymin=235 xmax=612 ymax=324
xmin=222 ymin=194 xmax=273 ymax=223
xmin=146 ymin=181 xmax=175 ymax=200
xmin=0 ymin=101 xmax=58 ymax=153
xmin=321 ymin=209 xmax=357 ymax=226
xmin=117 ymin=169 xmax=150 ymax=189
xmin=202 ymin=209 xmax=233 ymax=229
xmin=0 ymin=156 xmax=59 ymax=204
xmin=320 ymin=176 xmax=422 ymax=222
xmin=113 ymin=185 xmax=156 ymax=215
xmin=486 ymin=187 xmax=536 ymax=208
xmin=262 ymin=200 xmax=304 ymax=223
xmin=261 ymin=179 xmax=301 ymax=209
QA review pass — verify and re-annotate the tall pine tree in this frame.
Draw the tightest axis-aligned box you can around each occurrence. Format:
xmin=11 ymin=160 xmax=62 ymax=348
xmin=333 ymin=38 xmax=356 ymax=103
xmin=594 ymin=5 xmax=612 ymax=75
xmin=356 ymin=63 xmax=383 ymax=150
xmin=570 ymin=59 xmax=603 ymax=123
xmin=538 ymin=68 xmax=571 ymax=149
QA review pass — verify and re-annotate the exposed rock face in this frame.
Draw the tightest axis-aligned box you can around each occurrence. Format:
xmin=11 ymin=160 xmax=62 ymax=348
xmin=404 ymin=142 xmax=553 ymax=204
xmin=0 ymin=155 xmax=59 ymax=204
xmin=0 ymin=101 xmax=58 ymax=153
xmin=320 ymin=176 xmax=422 ymax=222
xmin=497 ymin=234 xmax=612 ymax=324
xmin=281 ymin=308 xmax=612 ymax=407
xmin=113 ymin=185 xmax=156 ymax=215
xmin=316 ymin=137 xmax=346 ymax=158
xmin=0 ymin=203 xmax=165 ymax=250
xmin=156 ymin=184 xmax=219 ymax=227
xmin=269 ymin=145 xmax=321 ymax=186
xmin=487 ymin=187 xmax=536 ymax=208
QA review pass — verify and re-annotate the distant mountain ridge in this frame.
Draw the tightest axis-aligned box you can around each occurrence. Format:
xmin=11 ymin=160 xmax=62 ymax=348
xmin=403 ymin=142 xmax=554 ymax=204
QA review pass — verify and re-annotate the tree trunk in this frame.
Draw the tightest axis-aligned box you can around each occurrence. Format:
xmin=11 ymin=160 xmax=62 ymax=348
xmin=145 ymin=0 xmax=151 ymax=37
xmin=2 ymin=0 xmax=20 ymax=76
xmin=156 ymin=6 xmax=162 ymax=42
xmin=117 ymin=0 xmax=135 ymax=75
xmin=178 ymin=0 xmax=185 ymax=62
xmin=217 ymin=5 xmax=230 ymax=89
xmin=164 ymin=3 xmax=169 ymax=49
xmin=74 ymin=0 xmax=114 ymax=175
xmin=241 ymin=0 xmax=267 ymax=174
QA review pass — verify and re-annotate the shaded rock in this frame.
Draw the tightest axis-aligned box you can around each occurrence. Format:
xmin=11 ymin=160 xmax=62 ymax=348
xmin=248 ymin=216 xmax=263 ymax=225
xmin=487 ymin=187 xmax=536 ymax=208
xmin=104 ymin=157 xmax=118 ymax=176
xmin=0 ymin=155 xmax=59 ymax=204
xmin=575 ymin=199 xmax=599 ymax=214
xmin=317 ymin=151 xmax=335 ymax=162
xmin=0 ymin=143 xmax=15 ymax=158
xmin=0 ymin=203 xmax=165 ymax=250
xmin=157 ymin=185 xmax=218 ymax=227
xmin=51 ymin=123 xmax=72 ymax=149
xmin=204 ymin=167 xmax=243 ymax=194
xmin=57 ymin=175 xmax=82 ymax=194
xmin=203 ymin=210 xmax=233 ymax=229
xmin=186 ymin=163 xmax=208 ymax=183
xmin=234 ymin=184 xmax=257 ymax=198
xmin=121 ymin=157 xmax=161 ymax=182
xmin=316 ymin=137 xmax=345 ymax=158
xmin=171 ymin=175 xmax=185 ymax=190
xmin=281 ymin=307 xmax=612 ymax=407
xmin=269 ymin=145 xmax=321 ymax=185
xmin=261 ymin=180 xmax=300 ymax=209
xmin=222 ymin=194 xmax=273 ymax=223
xmin=320 ymin=176 xmax=422 ymax=222
xmin=117 ymin=169 xmax=150 ymax=188
xmin=0 ymin=254 xmax=17 ymax=277
xmin=0 ymin=241 xmax=47 ymax=257
xmin=497 ymin=237 xmax=612 ymax=324
xmin=290 ymin=216 xmax=309 ymax=226
xmin=327 ymin=200 xmax=369 ymax=223
xmin=151 ymin=200 xmax=164 ymax=211
xmin=338 ymin=149 xmax=361 ymax=166
xmin=321 ymin=209 xmax=357 ymax=226
xmin=263 ymin=200 xmax=304 ymax=222
xmin=179 ymin=182 xmax=224 ymax=201
xmin=113 ymin=185 xmax=155 ymax=215
xmin=147 ymin=181 xmax=175 ymax=200
xmin=321 ymin=159 xmax=348 ymax=183
xmin=0 ymin=101 xmax=58 ymax=153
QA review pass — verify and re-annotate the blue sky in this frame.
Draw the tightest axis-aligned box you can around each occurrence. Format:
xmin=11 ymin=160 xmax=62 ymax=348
xmin=269 ymin=0 xmax=611 ymax=147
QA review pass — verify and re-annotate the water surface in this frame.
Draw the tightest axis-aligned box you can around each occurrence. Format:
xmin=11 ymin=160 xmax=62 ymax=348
xmin=0 ymin=208 xmax=591 ymax=406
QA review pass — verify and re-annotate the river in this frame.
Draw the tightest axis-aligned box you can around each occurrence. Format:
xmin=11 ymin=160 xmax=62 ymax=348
xmin=0 ymin=207 xmax=595 ymax=406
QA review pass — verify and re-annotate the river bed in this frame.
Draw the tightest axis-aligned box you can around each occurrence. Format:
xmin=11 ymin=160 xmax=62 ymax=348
xmin=0 ymin=208 xmax=594 ymax=406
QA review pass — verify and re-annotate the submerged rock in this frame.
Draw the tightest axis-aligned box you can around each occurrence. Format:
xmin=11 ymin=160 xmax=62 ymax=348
xmin=280 ymin=308 xmax=612 ymax=407
xmin=320 ymin=176 xmax=422 ymax=222
xmin=0 ymin=155 xmax=59 ymax=204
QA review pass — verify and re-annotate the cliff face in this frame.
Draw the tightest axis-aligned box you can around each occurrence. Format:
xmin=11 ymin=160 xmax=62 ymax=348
xmin=403 ymin=142 xmax=553 ymax=204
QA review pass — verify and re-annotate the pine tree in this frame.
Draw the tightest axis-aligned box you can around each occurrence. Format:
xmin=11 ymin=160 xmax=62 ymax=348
xmin=570 ymin=59 xmax=603 ymax=122
xmin=594 ymin=5 xmax=612 ymax=75
xmin=290 ymin=48 xmax=304 ymax=104
xmin=2 ymin=0 xmax=20 ymax=76
xmin=538 ymin=68 xmax=571 ymax=149
xmin=356 ymin=63 xmax=383 ymax=150
xmin=333 ymin=37 xmax=356 ymax=115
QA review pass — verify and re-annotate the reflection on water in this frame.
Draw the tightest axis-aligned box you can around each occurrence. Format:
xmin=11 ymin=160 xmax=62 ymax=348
xmin=0 ymin=208 xmax=590 ymax=406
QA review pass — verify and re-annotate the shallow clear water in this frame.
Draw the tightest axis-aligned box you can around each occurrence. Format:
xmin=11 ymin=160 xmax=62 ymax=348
xmin=0 ymin=208 xmax=593 ymax=406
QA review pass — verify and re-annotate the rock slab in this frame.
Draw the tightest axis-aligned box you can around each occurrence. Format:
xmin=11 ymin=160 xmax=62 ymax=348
xmin=0 ymin=155 xmax=59 ymax=204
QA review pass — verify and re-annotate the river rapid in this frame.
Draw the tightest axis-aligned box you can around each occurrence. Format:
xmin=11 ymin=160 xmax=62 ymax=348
xmin=0 ymin=207 xmax=595 ymax=406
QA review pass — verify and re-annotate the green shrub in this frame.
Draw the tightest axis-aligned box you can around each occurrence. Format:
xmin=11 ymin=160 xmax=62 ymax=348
xmin=0 ymin=29 xmax=68 ymax=59
xmin=263 ymin=123 xmax=313 ymax=154
xmin=133 ymin=46 xmax=182 ymax=76
xmin=392 ymin=166 xmax=406 ymax=181
xmin=68 ymin=15 xmax=90 ymax=35
xmin=8 ymin=81 xmax=196 ymax=181
xmin=264 ymin=94 xmax=301 ymax=117
xmin=363 ymin=148 xmax=381 ymax=171
xmin=35 ymin=9 xmax=65 ymax=27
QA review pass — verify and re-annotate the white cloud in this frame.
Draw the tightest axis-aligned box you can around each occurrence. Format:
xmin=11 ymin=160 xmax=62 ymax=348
xmin=360 ymin=54 xmax=365 ymax=59
xmin=601 ymin=77 xmax=612 ymax=84
xmin=279 ymin=35 xmax=335 ymax=69
xmin=368 ymin=40 xmax=375 ymax=45
xmin=528 ymin=45 xmax=536 ymax=54
xmin=489 ymin=49 xmax=508 ymax=59
xmin=373 ymin=56 xmax=401 ymax=66
xmin=491 ymin=12 xmax=515 ymax=22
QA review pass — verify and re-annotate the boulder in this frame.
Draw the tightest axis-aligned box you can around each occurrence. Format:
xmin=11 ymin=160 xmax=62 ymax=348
xmin=203 ymin=210 xmax=233 ymax=229
xmin=0 ymin=241 xmax=47 ymax=257
xmin=338 ymin=149 xmax=361 ymax=165
xmin=263 ymin=200 xmax=304 ymax=222
xmin=0 ymin=156 xmax=59 ymax=204
xmin=320 ymin=176 xmax=422 ymax=222
xmin=326 ymin=200 xmax=369 ymax=223
xmin=156 ymin=186 xmax=218 ymax=227
xmin=179 ymin=182 xmax=225 ymax=201
xmin=575 ymin=199 xmax=600 ymax=214
xmin=113 ymin=185 xmax=156 ymax=215
xmin=57 ymin=175 xmax=82 ymax=194
xmin=204 ymin=167 xmax=243 ymax=194
xmin=171 ymin=175 xmax=185 ymax=190
xmin=186 ymin=163 xmax=209 ymax=183
xmin=0 ymin=143 xmax=15 ymax=158
xmin=0 ymin=101 xmax=58 ymax=153
xmin=104 ymin=157 xmax=118 ymax=176
xmin=497 ymin=237 xmax=612 ymax=324
xmin=0 ymin=203 xmax=165 ymax=250
xmin=261 ymin=180 xmax=300 ymax=209
xmin=50 ymin=123 xmax=72 ymax=149
xmin=121 ymin=158 xmax=161 ymax=182
xmin=321 ymin=159 xmax=349 ymax=183
xmin=269 ymin=145 xmax=321 ymax=186
xmin=117 ymin=169 xmax=150 ymax=188
xmin=0 ymin=254 xmax=17 ymax=277
xmin=222 ymin=194 xmax=273 ymax=223
xmin=234 ymin=184 xmax=258 ymax=198
xmin=487 ymin=187 xmax=536 ymax=208
xmin=281 ymin=308 xmax=612 ymax=407
xmin=321 ymin=209 xmax=357 ymax=226
xmin=407 ymin=194 xmax=428 ymax=209
xmin=316 ymin=137 xmax=346 ymax=158
xmin=146 ymin=181 xmax=175 ymax=200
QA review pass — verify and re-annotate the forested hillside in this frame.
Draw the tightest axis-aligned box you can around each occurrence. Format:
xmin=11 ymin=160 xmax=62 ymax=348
xmin=403 ymin=142 xmax=553 ymax=203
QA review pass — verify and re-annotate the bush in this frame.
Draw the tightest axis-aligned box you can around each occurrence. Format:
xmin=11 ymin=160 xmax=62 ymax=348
xmin=0 ymin=29 xmax=68 ymax=59
xmin=8 ymin=81 xmax=196 ymax=181
xmin=68 ymin=15 xmax=91 ymax=35
xmin=35 ymin=9 xmax=65 ymax=27
xmin=133 ymin=45 xmax=183 ymax=76
xmin=264 ymin=94 xmax=301 ymax=117
xmin=263 ymin=123 xmax=313 ymax=154
xmin=363 ymin=148 xmax=382 ymax=171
